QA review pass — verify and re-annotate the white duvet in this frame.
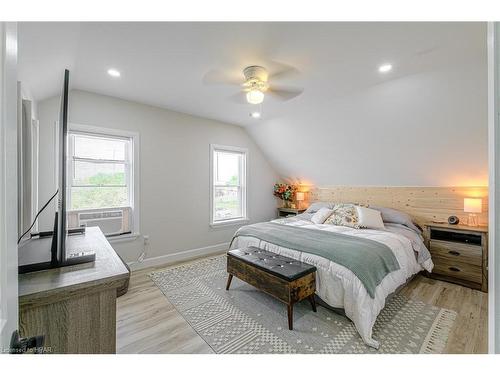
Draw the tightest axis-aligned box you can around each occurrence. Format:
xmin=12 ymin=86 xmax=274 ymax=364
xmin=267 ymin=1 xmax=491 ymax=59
xmin=230 ymin=217 xmax=434 ymax=349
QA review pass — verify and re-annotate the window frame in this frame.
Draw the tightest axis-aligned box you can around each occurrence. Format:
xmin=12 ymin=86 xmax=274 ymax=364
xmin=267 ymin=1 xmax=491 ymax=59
xmin=209 ymin=144 xmax=249 ymax=227
xmin=68 ymin=123 xmax=140 ymax=242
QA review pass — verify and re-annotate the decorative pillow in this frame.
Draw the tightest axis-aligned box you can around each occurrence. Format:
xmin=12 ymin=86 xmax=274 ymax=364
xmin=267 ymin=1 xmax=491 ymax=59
xmin=310 ymin=207 xmax=334 ymax=224
xmin=304 ymin=201 xmax=336 ymax=214
xmin=323 ymin=203 xmax=360 ymax=229
xmin=356 ymin=206 xmax=385 ymax=230
xmin=369 ymin=205 xmax=421 ymax=234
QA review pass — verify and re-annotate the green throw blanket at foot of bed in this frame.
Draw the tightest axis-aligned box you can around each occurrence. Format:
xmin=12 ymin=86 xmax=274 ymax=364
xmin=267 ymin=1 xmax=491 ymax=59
xmin=231 ymin=222 xmax=400 ymax=298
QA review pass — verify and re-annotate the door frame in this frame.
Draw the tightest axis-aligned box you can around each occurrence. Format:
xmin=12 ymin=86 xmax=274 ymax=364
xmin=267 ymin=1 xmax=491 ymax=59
xmin=0 ymin=21 xmax=18 ymax=352
xmin=488 ymin=21 xmax=500 ymax=354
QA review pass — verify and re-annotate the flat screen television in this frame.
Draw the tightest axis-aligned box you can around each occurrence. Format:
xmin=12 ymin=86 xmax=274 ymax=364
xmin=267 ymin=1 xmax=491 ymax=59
xmin=52 ymin=68 xmax=69 ymax=264
xmin=18 ymin=69 xmax=95 ymax=274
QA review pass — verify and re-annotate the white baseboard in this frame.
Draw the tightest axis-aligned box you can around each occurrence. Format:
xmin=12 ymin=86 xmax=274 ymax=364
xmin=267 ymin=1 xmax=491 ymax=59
xmin=127 ymin=242 xmax=229 ymax=271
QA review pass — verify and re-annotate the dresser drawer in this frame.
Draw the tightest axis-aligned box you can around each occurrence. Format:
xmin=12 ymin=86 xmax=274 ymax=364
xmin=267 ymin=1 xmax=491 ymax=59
xmin=432 ymin=256 xmax=482 ymax=284
xmin=429 ymin=240 xmax=482 ymax=267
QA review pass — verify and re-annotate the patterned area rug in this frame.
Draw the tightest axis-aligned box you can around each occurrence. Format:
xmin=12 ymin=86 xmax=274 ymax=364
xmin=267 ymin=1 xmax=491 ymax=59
xmin=150 ymin=255 xmax=456 ymax=354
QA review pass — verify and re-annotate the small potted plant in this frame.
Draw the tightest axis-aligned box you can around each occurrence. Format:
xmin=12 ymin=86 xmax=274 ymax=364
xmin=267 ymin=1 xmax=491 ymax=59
xmin=273 ymin=183 xmax=298 ymax=208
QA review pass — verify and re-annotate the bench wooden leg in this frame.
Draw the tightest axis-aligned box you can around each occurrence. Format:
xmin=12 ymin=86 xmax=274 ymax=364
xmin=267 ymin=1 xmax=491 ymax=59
xmin=287 ymin=303 xmax=294 ymax=330
xmin=309 ymin=295 xmax=317 ymax=312
xmin=225 ymin=274 xmax=233 ymax=290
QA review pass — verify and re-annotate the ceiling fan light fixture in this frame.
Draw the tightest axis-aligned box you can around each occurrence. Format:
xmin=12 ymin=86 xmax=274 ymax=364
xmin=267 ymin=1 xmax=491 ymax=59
xmin=246 ymin=89 xmax=264 ymax=105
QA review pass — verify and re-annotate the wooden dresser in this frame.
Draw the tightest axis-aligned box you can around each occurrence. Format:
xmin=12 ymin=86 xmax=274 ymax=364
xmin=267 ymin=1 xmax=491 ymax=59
xmin=18 ymin=227 xmax=130 ymax=353
xmin=425 ymin=223 xmax=488 ymax=292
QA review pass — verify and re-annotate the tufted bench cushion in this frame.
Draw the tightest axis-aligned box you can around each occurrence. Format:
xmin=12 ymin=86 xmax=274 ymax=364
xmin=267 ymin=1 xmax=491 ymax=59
xmin=227 ymin=247 xmax=316 ymax=281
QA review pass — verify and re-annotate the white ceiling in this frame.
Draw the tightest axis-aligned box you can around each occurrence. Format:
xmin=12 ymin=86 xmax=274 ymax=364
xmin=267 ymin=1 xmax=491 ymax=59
xmin=19 ymin=22 xmax=488 ymax=186
xmin=18 ymin=22 xmax=484 ymax=126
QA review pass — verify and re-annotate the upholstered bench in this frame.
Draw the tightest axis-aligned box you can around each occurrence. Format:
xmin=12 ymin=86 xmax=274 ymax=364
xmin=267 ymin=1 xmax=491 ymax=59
xmin=226 ymin=247 xmax=317 ymax=330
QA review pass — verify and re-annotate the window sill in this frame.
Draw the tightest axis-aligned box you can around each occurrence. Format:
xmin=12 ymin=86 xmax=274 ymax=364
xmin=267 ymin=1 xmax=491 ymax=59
xmin=106 ymin=232 xmax=140 ymax=244
xmin=210 ymin=218 xmax=249 ymax=229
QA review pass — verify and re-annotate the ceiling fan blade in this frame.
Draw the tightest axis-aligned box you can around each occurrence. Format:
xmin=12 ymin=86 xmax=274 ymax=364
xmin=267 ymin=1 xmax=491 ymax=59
xmin=202 ymin=69 xmax=242 ymax=86
xmin=267 ymin=61 xmax=301 ymax=82
xmin=267 ymin=86 xmax=304 ymax=101
xmin=228 ymin=91 xmax=248 ymax=105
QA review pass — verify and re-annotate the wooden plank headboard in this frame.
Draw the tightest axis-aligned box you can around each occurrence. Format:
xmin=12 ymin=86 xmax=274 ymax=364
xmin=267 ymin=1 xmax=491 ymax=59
xmin=308 ymin=186 xmax=488 ymax=229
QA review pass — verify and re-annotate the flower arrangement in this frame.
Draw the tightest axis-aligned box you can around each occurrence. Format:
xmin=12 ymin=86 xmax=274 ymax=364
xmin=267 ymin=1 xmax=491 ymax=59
xmin=273 ymin=183 xmax=298 ymax=206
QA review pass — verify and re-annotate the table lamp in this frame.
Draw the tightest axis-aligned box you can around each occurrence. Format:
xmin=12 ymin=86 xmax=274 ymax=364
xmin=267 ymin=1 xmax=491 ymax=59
xmin=464 ymin=198 xmax=482 ymax=227
xmin=296 ymin=192 xmax=305 ymax=209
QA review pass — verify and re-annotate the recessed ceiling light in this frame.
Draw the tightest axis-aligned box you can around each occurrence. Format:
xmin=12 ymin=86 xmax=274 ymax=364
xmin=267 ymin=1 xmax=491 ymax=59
xmin=250 ymin=112 xmax=261 ymax=119
xmin=378 ymin=64 xmax=393 ymax=73
xmin=107 ymin=68 xmax=121 ymax=77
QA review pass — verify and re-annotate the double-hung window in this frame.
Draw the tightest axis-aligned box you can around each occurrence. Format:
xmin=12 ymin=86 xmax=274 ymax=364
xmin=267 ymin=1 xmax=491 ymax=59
xmin=67 ymin=125 xmax=139 ymax=239
xmin=210 ymin=144 xmax=248 ymax=226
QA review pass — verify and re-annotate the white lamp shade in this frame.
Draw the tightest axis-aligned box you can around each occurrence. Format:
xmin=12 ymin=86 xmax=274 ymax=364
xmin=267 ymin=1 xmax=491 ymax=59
xmin=464 ymin=198 xmax=482 ymax=213
xmin=296 ymin=192 xmax=305 ymax=201
xmin=246 ymin=89 xmax=264 ymax=104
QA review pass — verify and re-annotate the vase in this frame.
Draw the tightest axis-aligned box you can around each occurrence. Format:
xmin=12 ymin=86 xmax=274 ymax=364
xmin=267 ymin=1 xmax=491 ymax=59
xmin=283 ymin=200 xmax=291 ymax=208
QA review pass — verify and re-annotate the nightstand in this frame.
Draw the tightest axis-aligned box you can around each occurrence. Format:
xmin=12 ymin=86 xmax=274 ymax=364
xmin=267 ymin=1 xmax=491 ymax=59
xmin=277 ymin=207 xmax=306 ymax=218
xmin=425 ymin=223 xmax=488 ymax=292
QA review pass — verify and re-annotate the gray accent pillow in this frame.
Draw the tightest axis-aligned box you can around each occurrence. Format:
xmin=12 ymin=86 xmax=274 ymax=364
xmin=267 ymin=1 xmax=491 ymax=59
xmin=304 ymin=202 xmax=337 ymax=214
xmin=369 ymin=205 xmax=422 ymax=234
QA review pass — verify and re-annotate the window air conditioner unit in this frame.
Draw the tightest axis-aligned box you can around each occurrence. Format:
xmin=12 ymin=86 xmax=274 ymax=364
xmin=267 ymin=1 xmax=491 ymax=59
xmin=78 ymin=209 xmax=124 ymax=235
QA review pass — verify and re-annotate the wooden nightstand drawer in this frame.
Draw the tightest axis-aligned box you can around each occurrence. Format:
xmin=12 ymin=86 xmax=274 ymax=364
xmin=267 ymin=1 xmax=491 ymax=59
xmin=429 ymin=240 xmax=482 ymax=267
xmin=425 ymin=222 xmax=488 ymax=292
xmin=432 ymin=257 xmax=482 ymax=284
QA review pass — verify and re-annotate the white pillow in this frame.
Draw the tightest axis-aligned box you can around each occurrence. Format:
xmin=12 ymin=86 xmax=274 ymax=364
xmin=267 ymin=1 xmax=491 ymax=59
xmin=356 ymin=206 xmax=385 ymax=230
xmin=311 ymin=207 xmax=334 ymax=224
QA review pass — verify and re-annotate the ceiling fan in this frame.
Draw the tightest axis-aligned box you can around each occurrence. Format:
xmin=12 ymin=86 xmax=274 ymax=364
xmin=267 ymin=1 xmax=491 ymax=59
xmin=203 ymin=64 xmax=304 ymax=105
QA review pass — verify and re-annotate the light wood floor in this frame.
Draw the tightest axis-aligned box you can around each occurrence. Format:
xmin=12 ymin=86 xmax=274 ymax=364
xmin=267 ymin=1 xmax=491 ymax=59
xmin=399 ymin=274 xmax=488 ymax=354
xmin=116 ymin=255 xmax=488 ymax=354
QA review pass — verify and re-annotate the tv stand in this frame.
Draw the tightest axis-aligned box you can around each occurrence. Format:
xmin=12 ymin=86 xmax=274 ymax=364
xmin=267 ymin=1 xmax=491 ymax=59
xmin=18 ymin=221 xmax=95 ymax=274
xmin=18 ymin=227 xmax=129 ymax=353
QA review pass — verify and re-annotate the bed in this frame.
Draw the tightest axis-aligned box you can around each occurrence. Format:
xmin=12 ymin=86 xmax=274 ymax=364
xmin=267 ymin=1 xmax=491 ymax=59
xmin=229 ymin=204 xmax=434 ymax=349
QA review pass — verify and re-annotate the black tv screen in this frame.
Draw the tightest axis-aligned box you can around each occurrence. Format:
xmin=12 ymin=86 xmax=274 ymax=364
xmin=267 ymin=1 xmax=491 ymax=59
xmin=52 ymin=69 xmax=69 ymax=263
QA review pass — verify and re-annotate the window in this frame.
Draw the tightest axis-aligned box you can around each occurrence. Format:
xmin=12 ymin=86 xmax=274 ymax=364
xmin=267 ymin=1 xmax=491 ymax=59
xmin=69 ymin=133 xmax=129 ymax=209
xmin=210 ymin=144 xmax=248 ymax=226
xmin=67 ymin=125 xmax=139 ymax=239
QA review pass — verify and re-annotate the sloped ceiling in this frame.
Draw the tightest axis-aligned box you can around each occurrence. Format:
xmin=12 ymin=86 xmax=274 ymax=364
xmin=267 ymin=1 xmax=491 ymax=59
xmin=19 ymin=22 xmax=488 ymax=186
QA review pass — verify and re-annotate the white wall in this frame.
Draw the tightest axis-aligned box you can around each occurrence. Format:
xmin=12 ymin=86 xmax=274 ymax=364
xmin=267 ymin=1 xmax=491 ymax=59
xmin=0 ymin=21 xmax=19 ymax=350
xmin=37 ymin=90 xmax=278 ymax=263
xmin=247 ymin=57 xmax=488 ymax=187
